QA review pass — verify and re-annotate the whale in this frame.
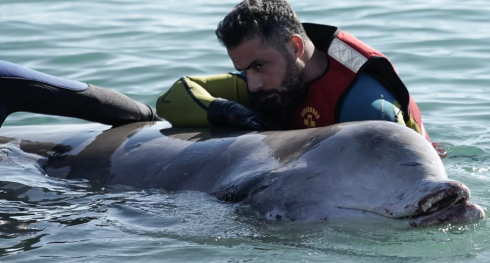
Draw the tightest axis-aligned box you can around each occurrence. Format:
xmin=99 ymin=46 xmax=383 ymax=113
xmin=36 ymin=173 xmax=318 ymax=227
xmin=0 ymin=120 xmax=485 ymax=226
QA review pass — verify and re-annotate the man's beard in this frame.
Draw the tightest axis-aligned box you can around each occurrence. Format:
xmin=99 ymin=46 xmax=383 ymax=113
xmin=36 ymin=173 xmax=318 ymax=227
xmin=249 ymin=52 xmax=307 ymax=124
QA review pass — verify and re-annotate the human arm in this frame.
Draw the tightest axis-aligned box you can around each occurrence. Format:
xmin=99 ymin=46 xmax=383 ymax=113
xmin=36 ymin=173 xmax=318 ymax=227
xmin=156 ymin=73 xmax=274 ymax=129
xmin=0 ymin=60 xmax=159 ymax=127
xmin=338 ymin=74 xmax=406 ymax=124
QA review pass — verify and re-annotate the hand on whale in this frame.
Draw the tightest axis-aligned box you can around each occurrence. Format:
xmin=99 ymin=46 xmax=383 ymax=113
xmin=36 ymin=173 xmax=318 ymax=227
xmin=0 ymin=120 xmax=485 ymax=226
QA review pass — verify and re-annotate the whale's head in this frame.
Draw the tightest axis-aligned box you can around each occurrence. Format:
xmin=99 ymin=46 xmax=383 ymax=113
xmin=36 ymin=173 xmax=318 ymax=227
xmin=248 ymin=121 xmax=485 ymax=226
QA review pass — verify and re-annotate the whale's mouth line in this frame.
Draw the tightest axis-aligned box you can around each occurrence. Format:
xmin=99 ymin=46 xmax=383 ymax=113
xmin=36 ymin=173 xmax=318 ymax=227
xmin=414 ymin=186 xmax=469 ymax=216
xmin=335 ymin=188 xmax=469 ymax=220
xmin=400 ymin=187 xmax=474 ymax=227
xmin=409 ymin=193 xmax=466 ymax=219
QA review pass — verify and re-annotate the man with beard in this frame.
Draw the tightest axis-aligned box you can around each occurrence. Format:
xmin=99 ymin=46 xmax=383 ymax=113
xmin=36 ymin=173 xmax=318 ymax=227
xmin=156 ymin=0 xmax=430 ymax=141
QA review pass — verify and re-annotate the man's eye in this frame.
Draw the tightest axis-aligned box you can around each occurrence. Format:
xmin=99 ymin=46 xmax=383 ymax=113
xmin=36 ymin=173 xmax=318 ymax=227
xmin=254 ymin=63 xmax=263 ymax=70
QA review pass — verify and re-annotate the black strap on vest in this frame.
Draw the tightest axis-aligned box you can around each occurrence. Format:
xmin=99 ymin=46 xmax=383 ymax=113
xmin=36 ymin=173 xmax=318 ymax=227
xmin=302 ymin=23 xmax=339 ymax=50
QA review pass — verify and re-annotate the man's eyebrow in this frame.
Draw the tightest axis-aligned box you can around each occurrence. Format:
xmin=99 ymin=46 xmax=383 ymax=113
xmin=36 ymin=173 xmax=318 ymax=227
xmin=235 ymin=60 xmax=259 ymax=71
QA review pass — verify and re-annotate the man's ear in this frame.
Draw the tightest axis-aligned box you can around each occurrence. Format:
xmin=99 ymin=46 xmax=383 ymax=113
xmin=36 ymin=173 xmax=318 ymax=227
xmin=290 ymin=34 xmax=305 ymax=58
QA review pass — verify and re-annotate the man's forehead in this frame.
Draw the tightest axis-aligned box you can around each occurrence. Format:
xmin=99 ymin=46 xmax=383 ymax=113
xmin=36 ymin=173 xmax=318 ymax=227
xmin=228 ymin=37 xmax=265 ymax=57
xmin=227 ymin=37 xmax=276 ymax=68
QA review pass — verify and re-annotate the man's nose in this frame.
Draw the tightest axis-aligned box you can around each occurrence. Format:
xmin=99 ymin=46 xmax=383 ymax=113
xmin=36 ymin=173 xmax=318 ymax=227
xmin=247 ymin=73 xmax=263 ymax=92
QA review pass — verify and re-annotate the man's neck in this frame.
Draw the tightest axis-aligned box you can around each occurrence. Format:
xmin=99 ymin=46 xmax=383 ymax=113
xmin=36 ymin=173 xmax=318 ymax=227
xmin=302 ymin=42 xmax=328 ymax=82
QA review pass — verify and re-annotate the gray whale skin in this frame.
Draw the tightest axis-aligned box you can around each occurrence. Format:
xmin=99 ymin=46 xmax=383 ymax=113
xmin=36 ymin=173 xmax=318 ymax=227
xmin=0 ymin=120 xmax=485 ymax=226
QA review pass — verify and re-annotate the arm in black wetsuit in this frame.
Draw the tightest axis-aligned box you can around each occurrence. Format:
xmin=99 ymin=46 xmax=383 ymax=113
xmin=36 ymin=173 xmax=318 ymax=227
xmin=0 ymin=61 xmax=159 ymax=127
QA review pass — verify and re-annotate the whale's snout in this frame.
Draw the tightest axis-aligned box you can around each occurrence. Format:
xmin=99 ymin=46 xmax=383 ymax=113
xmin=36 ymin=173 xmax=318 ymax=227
xmin=409 ymin=202 xmax=485 ymax=227
xmin=409 ymin=181 xmax=485 ymax=226
xmin=416 ymin=181 xmax=470 ymax=215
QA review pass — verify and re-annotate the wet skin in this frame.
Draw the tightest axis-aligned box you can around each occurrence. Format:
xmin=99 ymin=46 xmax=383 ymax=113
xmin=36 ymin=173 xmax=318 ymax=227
xmin=0 ymin=121 xmax=485 ymax=226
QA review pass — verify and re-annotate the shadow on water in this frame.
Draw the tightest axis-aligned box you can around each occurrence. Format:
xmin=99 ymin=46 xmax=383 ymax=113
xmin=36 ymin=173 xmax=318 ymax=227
xmin=0 ymin=145 xmax=111 ymax=257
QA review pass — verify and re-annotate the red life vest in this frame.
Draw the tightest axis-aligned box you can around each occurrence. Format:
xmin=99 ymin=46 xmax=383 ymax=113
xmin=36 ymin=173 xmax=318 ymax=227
xmin=290 ymin=24 xmax=430 ymax=142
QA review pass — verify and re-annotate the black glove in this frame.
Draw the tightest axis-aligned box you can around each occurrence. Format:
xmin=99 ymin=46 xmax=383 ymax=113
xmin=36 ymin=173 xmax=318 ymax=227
xmin=207 ymin=98 xmax=276 ymax=130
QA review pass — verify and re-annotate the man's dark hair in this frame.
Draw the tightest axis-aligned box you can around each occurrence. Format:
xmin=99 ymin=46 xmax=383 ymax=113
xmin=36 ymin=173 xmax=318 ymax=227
xmin=216 ymin=0 xmax=308 ymax=50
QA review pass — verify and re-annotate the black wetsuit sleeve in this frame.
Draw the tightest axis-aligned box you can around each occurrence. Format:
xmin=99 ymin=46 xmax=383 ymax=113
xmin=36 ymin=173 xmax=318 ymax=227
xmin=0 ymin=78 xmax=159 ymax=127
